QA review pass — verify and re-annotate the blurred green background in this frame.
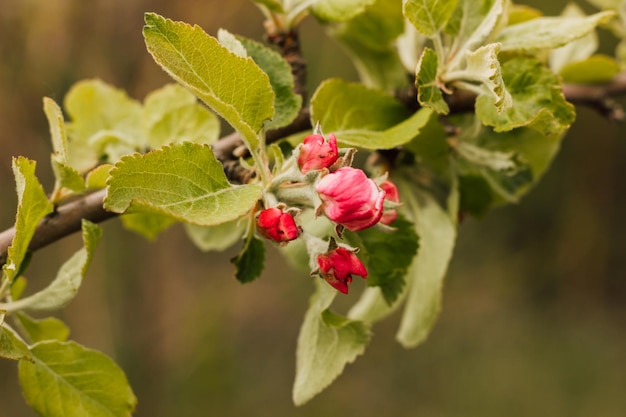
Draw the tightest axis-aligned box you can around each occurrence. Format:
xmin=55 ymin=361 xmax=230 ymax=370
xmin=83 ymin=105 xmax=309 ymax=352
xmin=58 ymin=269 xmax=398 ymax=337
xmin=1 ymin=1 xmax=625 ymax=416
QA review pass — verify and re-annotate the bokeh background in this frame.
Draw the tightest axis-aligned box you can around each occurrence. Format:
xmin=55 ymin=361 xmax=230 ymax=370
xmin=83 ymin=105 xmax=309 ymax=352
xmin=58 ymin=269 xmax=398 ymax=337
xmin=1 ymin=1 xmax=625 ymax=416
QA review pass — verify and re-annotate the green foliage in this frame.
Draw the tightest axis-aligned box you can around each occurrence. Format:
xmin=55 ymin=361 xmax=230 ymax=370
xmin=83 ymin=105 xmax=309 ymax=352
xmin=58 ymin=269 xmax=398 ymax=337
xmin=231 ymin=235 xmax=266 ymax=284
xmin=185 ymin=219 xmax=246 ymax=252
xmin=559 ymin=55 xmax=621 ymax=83
xmin=18 ymin=341 xmax=136 ymax=417
xmin=0 ymin=325 xmax=31 ymax=361
xmin=415 ymin=47 xmax=449 ymax=114
xmin=16 ymin=313 xmax=70 ymax=343
xmin=403 ymin=0 xmax=459 ymax=37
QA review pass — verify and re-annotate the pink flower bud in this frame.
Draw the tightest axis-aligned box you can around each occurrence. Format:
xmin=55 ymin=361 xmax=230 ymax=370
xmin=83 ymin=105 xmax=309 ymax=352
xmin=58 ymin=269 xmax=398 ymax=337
xmin=297 ymin=133 xmax=339 ymax=173
xmin=315 ymin=167 xmax=385 ymax=232
xmin=380 ymin=180 xmax=400 ymax=225
xmin=256 ymin=207 xmax=300 ymax=243
xmin=317 ymin=246 xmax=367 ymax=294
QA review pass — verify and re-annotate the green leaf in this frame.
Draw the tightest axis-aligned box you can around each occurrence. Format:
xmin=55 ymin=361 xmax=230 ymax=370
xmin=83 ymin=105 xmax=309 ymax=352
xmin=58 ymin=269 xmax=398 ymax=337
xmin=44 ymin=97 xmax=69 ymax=163
xmin=507 ymin=4 xmax=542 ymax=26
xmin=475 ymin=57 xmax=575 ymax=135
xmin=415 ymin=47 xmax=450 ymax=114
xmin=558 ymin=55 xmax=620 ymax=84
xmin=396 ymin=183 xmax=457 ymax=348
xmin=0 ymin=325 xmax=31 ymax=361
xmin=105 ymin=142 xmax=262 ymax=226
xmin=497 ymin=11 xmax=615 ymax=53
xmin=311 ymin=78 xmax=433 ymax=149
xmin=403 ymin=0 xmax=459 ymax=37
xmin=16 ymin=312 xmax=70 ymax=343
xmin=185 ymin=218 xmax=246 ymax=252
xmin=311 ymin=0 xmax=376 ymax=22
xmin=51 ymin=161 xmax=86 ymax=194
xmin=404 ymin=109 xmax=450 ymax=176
xmin=333 ymin=0 xmax=408 ymax=90
xmin=237 ymin=35 xmax=302 ymax=130
xmin=1 ymin=220 xmax=101 ymax=313
xmin=65 ymin=79 xmax=144 ymax=172
xmin=231 ymin=235 xmax=265 ymax=284
xmin=252 ymin=0 xmax=284 ymax=13
xmin=19 ymin=340 xmax=136 ymax=417
xmin=85 ymin=164 xmax=113 ymax=190
xmin=2 ymin=158 xmax=54 ymax=285
xmin=346 ymin=216 xmax=419 ymax=304
xmin=549 ymin=3 xmax=599 ymax=73
xmin=293 ymin=280 xmax=371 ymax=406
xmin=120 ymin=213 xmax=177 ymax=240
xmin=143 ymin=84 xmax=220 ymax=149
xmin=143 ymin=13 xmax=274 ymax=152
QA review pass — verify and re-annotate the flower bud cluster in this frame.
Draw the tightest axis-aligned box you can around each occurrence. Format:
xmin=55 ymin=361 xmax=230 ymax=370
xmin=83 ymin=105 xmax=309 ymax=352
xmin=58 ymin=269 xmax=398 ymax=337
xmin=255 ymin=130 xmax=400 ymax=294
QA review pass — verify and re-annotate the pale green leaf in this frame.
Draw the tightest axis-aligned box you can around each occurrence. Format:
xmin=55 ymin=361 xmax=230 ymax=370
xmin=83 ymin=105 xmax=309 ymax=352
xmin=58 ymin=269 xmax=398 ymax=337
xmin=0 ymin=325 xmax=31 ymax=361
xmin=143 ymin=13 xmax=274 ymax=152
xmin=51 ymin=161 xmax=86 ymax=193
xmin=403 ymin=0 xmax=459 ymax=37
xmin=559 ymin=54 xmax=620 ymax=84
xmin=396 ymin=183 xmax=457 ymax=348
xmin=104 ymin=142 xmax=262 ymax=226
xmin=2 ymin=158 xmax=54 ymax=285
xmin=231 ymin=235 xmax=265 ymax=284
xmin=416 ymin=47 xmax=450 ymax=114
xmin=237 ymin=35 xmax=302 ymax=129
xmin=217 ymin=29 xmax=248 ymax=58
xmin=497 ymin=11 xmax=615 ymax=53
xmin=293 ymin=280 xmax=371 ymax=405
xmin=44 ymin=97 xmax=68 ymax=163
xmin=507 ymin=4 xmax=542 ymax=26
xmin=185 ymin=218 xmax=246 ymax=252
xmin=1 ymin=220 xmax=101 ymax=313
xmin=447 ymin=0 xmax=505 ymax=62
xmin=19 ymin=340 xmax=136 ymax=417
xmin=311 ymin=0 xmax=376 ymax=22
xmin=549 ymin=3 xmax=599 ymax=73
xmin=85 ymin=164 xmax=113 ymax=190
xmin=475 ymin=57 xmax=575 ymax=135
xmin=64 ymin=79 xmax=144 ymax=172
xmin=120 ymin=213 xmax=177 ymax=240
xmin=143 ymin=84 xmax=220 ymax=149
xmin=253 ymin=0 xmax=284 ymax=13
xmin=16 ymin=312 xmax=70 ymax=343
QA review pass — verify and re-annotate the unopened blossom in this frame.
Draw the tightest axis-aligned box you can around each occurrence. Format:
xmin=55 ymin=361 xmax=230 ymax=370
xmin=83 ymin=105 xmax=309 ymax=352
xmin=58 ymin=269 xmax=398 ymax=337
xmin=256 ymin=207 xmax=300 ymax=243
xmin=297 ymin=133 xmax=339 ymax=173
xmin=315 ymin=167 xmax=385 ymax=232
xmin=317 ymin=246 xmax=367 ymax=294
xmin=380 ymin=180 xmax=400 ymax=225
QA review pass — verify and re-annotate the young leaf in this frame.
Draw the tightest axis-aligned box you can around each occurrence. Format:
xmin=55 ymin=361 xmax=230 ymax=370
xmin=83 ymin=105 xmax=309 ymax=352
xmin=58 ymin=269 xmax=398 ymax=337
xmin=185 ymin=218 xmax=246 ymax=252
xmin=549 ymin=3 xmax=599 ymax=73
xmin=293 ymin=280 xmax=371 ymax=406
xmin=44 ymin=97 xmax=69 ymax=163
xmin=2 ymin=158 xmax=54 ymax=285
xmin=311 ymin=0 xmax=376 ymax=22
xmin=403 ymin=0 xmax=459 ymax=37
xmin=120 ymin=213 xmax=177 ymax=240
xmin=105 ymin=142 xmax=263 ymax=226
xmin=497 ymin=11 xmax=615 ymax=53
xmin=475 ymin=57 xmax=575 ymax=135
xmin=51 ymin=161 xmax=86 ymax=194
xmin=396 ymin=181 xmax=457 ymax=348
xmin=558 ymin=55 xmax=620 ymax=84
xmin=16 ymin=312 xmax=70 ymax=343
xmin=85 ymin=164 xmax=113 ymax=190
xmin=1 ymin=220 xmax=101 ymax=313
xmin=231 ymin=235 xmax=265 ymax=284
xmin=143 ymin=13 xmax=275 ymax=152
xmin=237 ymin=35 xmax=303 ymax=130
xmin=0 ymin=325 xmax=31 ymax=361
xmin=415 ymin=47 xmax=450 ymax=114
xmin=18 ymin=340 xmax=136 ymax=417
xmin=143 ymin=84 xmax=220 ymax=149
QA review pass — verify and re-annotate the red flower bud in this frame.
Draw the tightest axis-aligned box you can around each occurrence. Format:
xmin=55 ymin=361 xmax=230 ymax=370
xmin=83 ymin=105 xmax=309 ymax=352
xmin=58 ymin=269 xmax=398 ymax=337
xmin=297 ymin=133 xmax=339 ymax=173
xmin=380 ymin=180 xmax=400 ymax=225
xmin=315 ymin=167 xmax=385 ymax=232
xmin=256 ymin=207 xmax=300 ymax=243
xmin=317 ymin=246 xmax=367 ymax=294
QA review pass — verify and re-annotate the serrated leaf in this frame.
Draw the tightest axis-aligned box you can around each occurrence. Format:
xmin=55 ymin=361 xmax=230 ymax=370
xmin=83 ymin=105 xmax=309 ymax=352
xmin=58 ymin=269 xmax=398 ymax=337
xmin=311 ymin=78 xmax=432 ymax=149
xmin=143 ymin=13 xmax=274 ymax=152
xmin=311 ymin=0 xmax=376 ymax=22
xmin=18 ymin=340 xmax=136 ymax=417
xmin=231 ymin=235 xmax=265 ymax=284
xmin=475 ymin=57 xmax=575 ymax=135
xmin=558 ymin=55 xmax=620 ymax=84
xmin=2 ymin=158 xmax=54 ymax=285
xmin=0 ymin=325 xmax=31 ymax=361
xmin=497 ymin=10 xmax=615 ymax=53
xmin=416 ymin=47 xmax=450 ymax=114
xmin=549 ymin=3 xmax=599 ymax=73
xmin=396 ymin=183 xmax=457 ymax=348
xmin=143 ymin=84 xmax=220 ymax=149
xmin=120 ymin=213 xmax=177 ymax=240
xmin=346 ymin=216 xmax=419 ymax=304
xmin=185 ymin=218 xmax=246 ymax=252
xmin=403 ymin=0 xmax=459 ymax=37
xmin=1 ymin=220 xmax=101 ymax=313
xmin=16 ymin=312 xmax=70 ymax=343
xmin=105 ymin=142 xmax=262 ymax=226
xmin=293 ymin=280 xmax=371 ymax=406
xmin=51 ymin=161 xmax=86 ymax=193
xmin=65 ymin=79 xmax=144 ymax=172
xmin=237 ymin=35 xmax=302 ymax=129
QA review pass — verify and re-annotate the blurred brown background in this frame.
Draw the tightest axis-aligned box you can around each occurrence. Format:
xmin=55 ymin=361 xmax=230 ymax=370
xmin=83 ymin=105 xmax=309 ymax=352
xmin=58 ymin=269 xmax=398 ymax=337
xmin=1 ymin=1 xmax=625 ymax=416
